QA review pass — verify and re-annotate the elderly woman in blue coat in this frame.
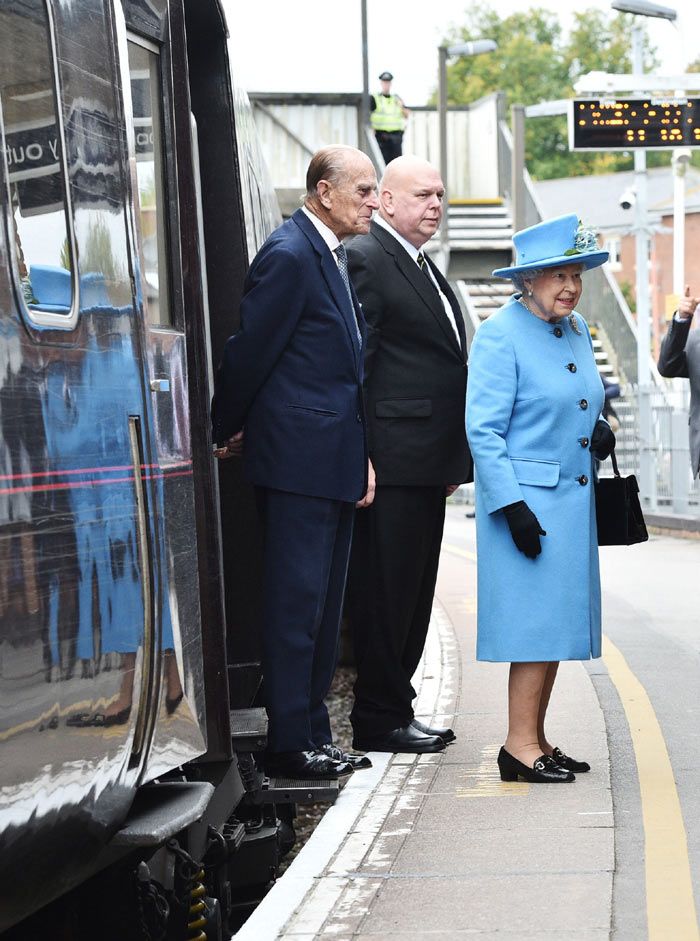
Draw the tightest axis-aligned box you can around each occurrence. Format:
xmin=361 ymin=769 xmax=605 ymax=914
xmin=466 ymin=214 xmax=615 ymax=783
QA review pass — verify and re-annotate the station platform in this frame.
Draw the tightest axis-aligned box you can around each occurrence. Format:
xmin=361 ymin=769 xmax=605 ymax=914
xmin=235 ymin=508 xmax=700 ymax=941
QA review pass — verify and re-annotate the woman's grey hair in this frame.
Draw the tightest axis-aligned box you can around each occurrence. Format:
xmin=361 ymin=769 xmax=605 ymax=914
xmin=511 ymin=268 xmax=544 ymax=292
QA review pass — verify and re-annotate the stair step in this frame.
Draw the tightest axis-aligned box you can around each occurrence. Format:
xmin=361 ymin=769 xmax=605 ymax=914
xmin=449 ymin=239 xmax=514 ymax=251
xmin=448 ymin=228 xmax=513 ymax=241
xmin=448 ymin=205 xmax=508 ymax=216
xmin=258 ymin=777 xmax=339 ymax=805
xmin=230 ymin=707 xmax=268 ymax=753
xmin=447 ymin=216 xmax=512 ymax=228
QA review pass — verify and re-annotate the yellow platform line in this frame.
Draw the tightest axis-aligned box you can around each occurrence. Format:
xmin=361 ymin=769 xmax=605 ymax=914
xmin=604 ymin=636 xmax=698 ymax=939
xmin=442 ymin=542 xmax=477 ymax=563
xmin=442 ymin=543 xmax=698 ymax=935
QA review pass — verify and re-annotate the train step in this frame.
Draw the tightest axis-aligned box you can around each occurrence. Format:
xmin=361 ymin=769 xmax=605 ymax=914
xmin=230 ymin=707 xmax=268 ymax=752
xmin=257 ymin=776 xmax=339 ymax=805
xmin=113 ymin=781 xmax=215 ymax=847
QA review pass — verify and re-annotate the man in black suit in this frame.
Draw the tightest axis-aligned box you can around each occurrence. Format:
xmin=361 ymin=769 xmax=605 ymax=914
xmin=213 ymin=146 xmax=379 ymax=779
xmin=346 ymin=155 xmax=472 ymax=753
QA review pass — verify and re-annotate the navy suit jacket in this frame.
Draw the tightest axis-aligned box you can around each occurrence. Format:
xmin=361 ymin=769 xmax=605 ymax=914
xmin=212 ymin=209 xmax=368 ymax=502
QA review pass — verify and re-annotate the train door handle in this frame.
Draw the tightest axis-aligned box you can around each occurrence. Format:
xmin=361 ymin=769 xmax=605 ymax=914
xmin=150 ymin=378 xmax=171 ymax=393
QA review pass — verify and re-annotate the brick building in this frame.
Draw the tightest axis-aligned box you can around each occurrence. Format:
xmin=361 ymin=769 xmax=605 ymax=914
xmin=535 ymin=166 xmax=700 ymax=358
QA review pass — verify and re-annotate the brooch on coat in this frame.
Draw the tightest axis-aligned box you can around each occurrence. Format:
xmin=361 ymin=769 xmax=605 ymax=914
xmin=568 ymin=313 xmax=582 ymax=335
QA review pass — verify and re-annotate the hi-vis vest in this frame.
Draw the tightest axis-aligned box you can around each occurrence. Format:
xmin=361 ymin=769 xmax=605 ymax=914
xmin=371 ymin=93 xmax=405 ymax=133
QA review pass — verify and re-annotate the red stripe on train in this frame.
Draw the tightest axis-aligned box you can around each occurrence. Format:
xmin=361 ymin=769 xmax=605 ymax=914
xmin=0 ymin=469 xmax=194 ymax=496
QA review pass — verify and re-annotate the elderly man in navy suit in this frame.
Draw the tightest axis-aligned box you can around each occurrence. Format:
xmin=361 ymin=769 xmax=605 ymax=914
xmin=212 ymin=146 xmax=379 ymax=780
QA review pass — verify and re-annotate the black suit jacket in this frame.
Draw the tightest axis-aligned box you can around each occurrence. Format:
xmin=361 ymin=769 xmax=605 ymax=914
xmin=346 ymin=221 xmax=472 ymax=486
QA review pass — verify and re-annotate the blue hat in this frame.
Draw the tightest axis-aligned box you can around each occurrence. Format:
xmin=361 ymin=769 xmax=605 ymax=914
xmin=493 ymin=214 xmax=609 ymax=279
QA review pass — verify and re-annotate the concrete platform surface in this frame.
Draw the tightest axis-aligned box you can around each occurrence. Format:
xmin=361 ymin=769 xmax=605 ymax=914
xmin=236 ymin=524 xmax=614 ymax=940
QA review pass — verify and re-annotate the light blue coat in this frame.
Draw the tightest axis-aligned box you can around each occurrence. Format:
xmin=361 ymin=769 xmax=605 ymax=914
xmin=466 ymin=296 xmax=604 ymax=662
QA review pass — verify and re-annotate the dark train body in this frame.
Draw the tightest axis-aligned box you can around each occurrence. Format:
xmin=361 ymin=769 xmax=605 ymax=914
xmin=0 ymin=1 xmax=282 ymax=936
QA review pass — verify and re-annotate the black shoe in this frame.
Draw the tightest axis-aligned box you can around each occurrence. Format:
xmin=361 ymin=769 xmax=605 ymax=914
xmin=551 ymin=746 xmax=590 ymax=773
xmin=497 ymin=747 xmax=575 ymax=783
xmin=319 ymin=743 xmax=373 ymax=770
xmin=265 ymin=750 xmax=353 ymax=779
xmin=411 ymin=718 xmax=456 ymax=745
xmin=353 ymin=724 xmax=446 ymax=754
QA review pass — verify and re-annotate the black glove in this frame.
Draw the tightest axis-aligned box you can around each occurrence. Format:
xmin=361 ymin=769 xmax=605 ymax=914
xmin=590 ymin=419 xmax=615 ymax=460
xmin=502 ymin=501 xmax=546 ymax=559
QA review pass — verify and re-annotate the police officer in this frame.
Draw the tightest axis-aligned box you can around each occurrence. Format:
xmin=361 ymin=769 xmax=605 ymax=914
xmin=370 ymin=71 xmax=409 ymax=165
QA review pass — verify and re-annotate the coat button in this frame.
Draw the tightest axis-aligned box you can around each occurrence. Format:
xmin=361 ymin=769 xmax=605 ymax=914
xmin=580 ymin=437 xmax=589 ymax=447
xmin=579 ymin=399 xmax=588 ymax=410
xmin=567 ymin=363 xmax=577 ymax=372
xmin=553 ymin=327 xmax=563 ymax=338
xmin=356 ymin=413 xmax=362 ymax=422
xmin=577 ymin=475 xmax=589 ymax=486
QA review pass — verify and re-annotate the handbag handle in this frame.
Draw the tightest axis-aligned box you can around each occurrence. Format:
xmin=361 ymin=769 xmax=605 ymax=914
xmin=609 ymin=447 xmax=621 ymax=478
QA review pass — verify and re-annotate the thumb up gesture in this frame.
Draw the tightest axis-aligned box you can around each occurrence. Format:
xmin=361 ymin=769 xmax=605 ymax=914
xmin=678 ymin=285 xmax=700 ymax=320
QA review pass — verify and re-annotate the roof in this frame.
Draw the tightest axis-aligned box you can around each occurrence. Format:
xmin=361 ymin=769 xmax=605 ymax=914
xmin=534 ymin=165 xmax=700 ymax=232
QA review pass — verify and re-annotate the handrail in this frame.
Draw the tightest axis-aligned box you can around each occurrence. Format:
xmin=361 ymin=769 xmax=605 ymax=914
xmin=363 ymin=124 xmax=385 ymax=178
xmin=454 ymin=280 xmax=480 ymax=347
xmin=251 ymin=100 xmax=315 ymax=158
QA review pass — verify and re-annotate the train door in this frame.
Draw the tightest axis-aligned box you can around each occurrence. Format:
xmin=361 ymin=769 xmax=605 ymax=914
xmin=119 ymin=12 xmax=207 ymax=778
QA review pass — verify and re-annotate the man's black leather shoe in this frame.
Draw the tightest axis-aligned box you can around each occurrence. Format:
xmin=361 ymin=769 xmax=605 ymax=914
xmin=411 ymin=718 xmax=456 ymax=745
xmin=265 ymin=750 xmax=353 ymax=779
xmin=319 ymin=743 xmax=373 ymax=770
xmin=353 ymin=724 xmax=445 ymax=754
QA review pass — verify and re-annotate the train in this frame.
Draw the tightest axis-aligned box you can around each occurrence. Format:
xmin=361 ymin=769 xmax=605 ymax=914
xmin=0 ymin=1 xmax=297 ymax=937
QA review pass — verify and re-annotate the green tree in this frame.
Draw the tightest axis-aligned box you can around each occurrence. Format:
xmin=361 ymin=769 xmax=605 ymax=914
xmin=436 ymin=3 xmax=673 ymax=180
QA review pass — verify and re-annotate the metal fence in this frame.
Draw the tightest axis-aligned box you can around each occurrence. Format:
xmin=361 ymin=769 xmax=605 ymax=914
xmin=612 ymin=384 xmax=699 ymax=515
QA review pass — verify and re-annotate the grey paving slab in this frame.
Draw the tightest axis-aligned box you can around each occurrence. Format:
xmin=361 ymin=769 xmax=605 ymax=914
xmin=349 ymin=932 xmax=612 ymax=940
xmin=392 ymin=825 xmax=614 ymax=876
xmin=359 ymin=872 xmax=612 ymax=935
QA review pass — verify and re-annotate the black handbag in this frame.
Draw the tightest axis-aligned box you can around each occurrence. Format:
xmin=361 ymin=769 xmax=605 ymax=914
xmin=595 ymin=449 xmax=649 ymax=546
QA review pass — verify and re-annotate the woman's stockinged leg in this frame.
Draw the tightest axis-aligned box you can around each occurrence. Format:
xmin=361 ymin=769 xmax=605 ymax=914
xmin=504 ymin=661 xmax=549 ymax=766
xmin=537 ymin=661 xmax=560 ymax=755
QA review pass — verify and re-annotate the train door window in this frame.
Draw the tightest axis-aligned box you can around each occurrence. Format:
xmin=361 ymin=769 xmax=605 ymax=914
xmin=127 ymin=38 xmax=172 ymax=327
xmin=0 ymin=0 xmax=77 ymax=323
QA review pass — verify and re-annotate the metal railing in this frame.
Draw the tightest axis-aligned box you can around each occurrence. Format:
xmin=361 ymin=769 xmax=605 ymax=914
xmin=611 ymin=384 xmax=699 ymax=514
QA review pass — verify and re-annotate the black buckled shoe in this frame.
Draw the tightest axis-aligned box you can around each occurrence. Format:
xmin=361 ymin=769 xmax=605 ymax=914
xmin=353 ymin=724 xmax=446 ymax=754
xmin=319 ymin=743 xmax=372 ymax=770
xmin=497 ymin=747 xmax=575 ymax=783
xmin=265 ymin=749 xmax=353 ymax=779
xmin=551 ymin=746 xmax=590 ymax=773
xmin=411 ymin=718 xmax=456 ymax=745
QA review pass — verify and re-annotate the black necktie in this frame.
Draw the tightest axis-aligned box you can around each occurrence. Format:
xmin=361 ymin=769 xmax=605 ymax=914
xmin=417 ymin=251 xmax=438 ymax=292
xmin=334 ymin=244 xmax=362 ymax=345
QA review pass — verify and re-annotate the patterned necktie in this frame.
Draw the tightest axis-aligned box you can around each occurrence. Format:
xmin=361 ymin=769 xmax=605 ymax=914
xmin=334 ymin=243 xmax=362 ymax=345
xmin=417 ymin=251 xmax=439 ymax=292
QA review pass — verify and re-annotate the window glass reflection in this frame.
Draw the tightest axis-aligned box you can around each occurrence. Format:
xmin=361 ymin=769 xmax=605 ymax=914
xmin=0 ymin=0 xmax=74 ymax=315
xmin=128 ymin=41 xmax=171 ymax=327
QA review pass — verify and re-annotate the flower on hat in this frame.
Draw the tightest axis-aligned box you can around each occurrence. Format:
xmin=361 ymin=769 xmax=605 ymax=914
xmin=564 ymin=219 xmax=600 ymax=257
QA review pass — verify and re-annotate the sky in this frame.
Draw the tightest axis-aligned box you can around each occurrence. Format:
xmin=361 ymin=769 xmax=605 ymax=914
xmin=224 ymin=0 xmax=700 ymax=106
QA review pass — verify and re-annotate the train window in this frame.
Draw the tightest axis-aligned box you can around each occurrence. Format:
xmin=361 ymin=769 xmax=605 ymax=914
xmin=128 ymin=38 xmax=172 ymax=327
xmin=0 ymin=0 xmax=77 ymax=322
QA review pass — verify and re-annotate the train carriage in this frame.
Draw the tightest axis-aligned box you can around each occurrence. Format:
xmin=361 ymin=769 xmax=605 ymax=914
xmin=0 ymin=0 xmax=284 ymax=936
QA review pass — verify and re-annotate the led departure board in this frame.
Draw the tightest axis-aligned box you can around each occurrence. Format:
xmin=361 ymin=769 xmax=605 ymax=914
xmin=569 ymin=97 xmax=700 ymax=150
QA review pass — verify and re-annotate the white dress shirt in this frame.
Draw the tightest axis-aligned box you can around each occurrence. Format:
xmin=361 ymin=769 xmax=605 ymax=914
xmin=302 ymin=205 xmax=341 ymax=259
xmin=374 ymin=215 xmax=461 ymax=346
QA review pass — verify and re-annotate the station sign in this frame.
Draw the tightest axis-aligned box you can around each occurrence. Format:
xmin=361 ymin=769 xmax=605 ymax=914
xmin=569 ymin=97 xmax=700 ymax=150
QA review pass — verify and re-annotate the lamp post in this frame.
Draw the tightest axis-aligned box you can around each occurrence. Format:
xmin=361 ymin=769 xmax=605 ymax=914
xmin=437 ymin=39 xmax=497 ymax=274
xmin=611 ymin=0 xmax=677 ymax=510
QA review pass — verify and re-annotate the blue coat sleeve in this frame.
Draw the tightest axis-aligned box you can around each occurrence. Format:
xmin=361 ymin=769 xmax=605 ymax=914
xmin=466 ymin=320 xmax=524 ymax=514
xmin=212 ymin=243 xmax=307 ymax=443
